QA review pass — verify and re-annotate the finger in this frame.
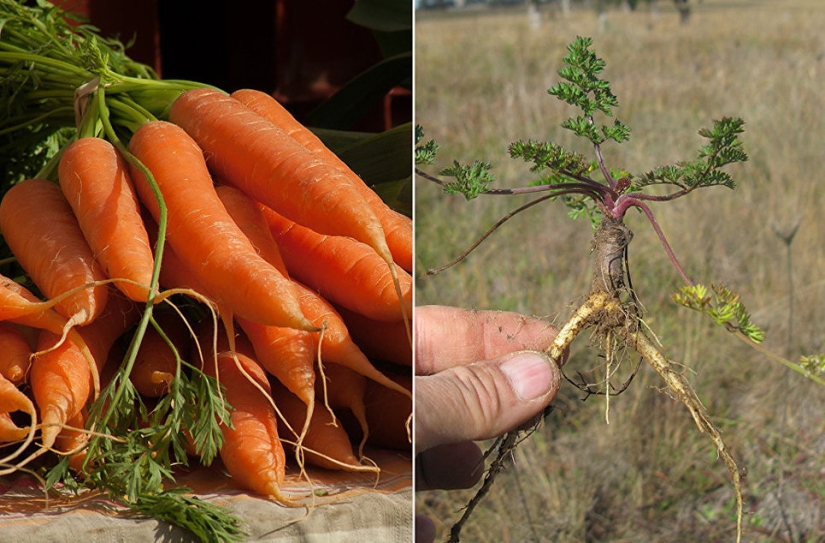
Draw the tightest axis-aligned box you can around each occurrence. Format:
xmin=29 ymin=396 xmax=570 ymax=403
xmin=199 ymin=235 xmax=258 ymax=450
xmin=414 ymin=350 xmax=559 ymax=453
xmin=415 ymin=305 xmax=558 ymax=375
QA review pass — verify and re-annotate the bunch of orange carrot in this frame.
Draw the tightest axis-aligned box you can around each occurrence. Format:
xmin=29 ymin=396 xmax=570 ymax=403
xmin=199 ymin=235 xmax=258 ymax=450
xmin=0 ymin=87 xmax=412 ymax=505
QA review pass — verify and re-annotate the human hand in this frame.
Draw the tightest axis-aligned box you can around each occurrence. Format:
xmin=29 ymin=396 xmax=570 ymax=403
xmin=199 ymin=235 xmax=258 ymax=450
xmin=414 ymin=305 xmax=562 ymax=542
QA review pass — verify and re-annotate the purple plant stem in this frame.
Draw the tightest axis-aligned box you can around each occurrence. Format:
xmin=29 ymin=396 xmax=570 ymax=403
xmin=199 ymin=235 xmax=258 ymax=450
xmin=614 ymin=198 xmax=694 ymax=286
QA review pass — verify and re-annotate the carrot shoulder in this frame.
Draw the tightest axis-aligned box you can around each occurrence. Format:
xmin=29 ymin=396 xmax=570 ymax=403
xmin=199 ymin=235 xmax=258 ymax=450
xmin=127 ymin=120 xmax=313 ymax=331
xmin=0 ymin=179 xmax=109 ymax=326
xmin=58 ymin=137 xmax=155 ymax=303
xmin=230 ymin=88 xmax=412 ymax=272
xmin=168 ymin=88 xmax=394 ymax=269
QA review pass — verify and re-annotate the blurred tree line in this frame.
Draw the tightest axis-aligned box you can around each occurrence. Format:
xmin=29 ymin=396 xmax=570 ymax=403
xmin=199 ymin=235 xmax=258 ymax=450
xmin=421 ymin=0 xmax=696 ymax=25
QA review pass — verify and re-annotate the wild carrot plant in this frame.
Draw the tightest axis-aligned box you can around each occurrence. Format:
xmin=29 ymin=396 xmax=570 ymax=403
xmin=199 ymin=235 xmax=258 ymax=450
xmin=416 ymin=35 xmax=825 ymax=543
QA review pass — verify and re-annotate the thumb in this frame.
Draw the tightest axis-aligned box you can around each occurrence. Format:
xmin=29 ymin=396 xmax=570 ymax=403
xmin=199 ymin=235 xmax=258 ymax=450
xmin=415 ymin=350 xmax=560 ymax=453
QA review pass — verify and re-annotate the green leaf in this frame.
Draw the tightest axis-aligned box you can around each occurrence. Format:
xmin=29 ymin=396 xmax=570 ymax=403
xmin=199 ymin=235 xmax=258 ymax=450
xmin=346 ymin=0 xmax=412 ymax=33
xmin=508 ymin=139 xmax=592 ymax=177
xmin=346 ymin=0 xmax=411 ymax=67
xmin=334 ymin=122 xmax=412 ymax=185
xmin=415 ymin=125 xmax=439 ymax=165
xmin=133 ymin=489 xmax=248 ymax=543
xmin=636 ymin=118 xmax=746 ymax=190
xmin=440 ymin=160 xmax=495 ymax=200
xmin=306 ymin=52 xmax=411 ymax=130
xmin=548 ymin=35 xmax=626 ymax=144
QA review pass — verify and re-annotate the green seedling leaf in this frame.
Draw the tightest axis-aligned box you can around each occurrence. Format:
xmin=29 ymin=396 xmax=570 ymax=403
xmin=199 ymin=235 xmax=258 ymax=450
xmin=440 ymin=160 xmax=495 ymax=200
xmin=636 ymin=117 xmax=746 ymax=190
xmin=508 ymin=140 xmax=592 ymax=176
xmin=548 ymin=36 xmax=627 ymax=144
xmin=415 ymin=125 xmax=439 ymax=165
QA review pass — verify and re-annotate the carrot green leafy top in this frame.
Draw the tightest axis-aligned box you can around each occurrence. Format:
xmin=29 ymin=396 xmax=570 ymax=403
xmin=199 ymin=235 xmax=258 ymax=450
xmin=0 ymin=0 xmax=210 ymax=187
xmin=416 ymin=36 xmax=747 ymax=227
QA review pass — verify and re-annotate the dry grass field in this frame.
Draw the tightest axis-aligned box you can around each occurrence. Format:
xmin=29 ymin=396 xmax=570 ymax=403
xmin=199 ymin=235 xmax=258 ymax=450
xmin=414 ymin=1 xmax=825 ymax=541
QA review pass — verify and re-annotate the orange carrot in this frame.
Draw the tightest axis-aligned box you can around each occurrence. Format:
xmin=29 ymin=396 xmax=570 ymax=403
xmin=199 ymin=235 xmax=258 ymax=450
xmin=335 ymin=305 xmax=412 ymax=367
xmin=0 ymin=413 xmax=29 ymax=444
xmin=237 ymin=318 xmax=316 ymax=407
xmin=30 ymin=287 xmax=139 ymax=449
xmin=168 ymin=88 xmax=395 ymax=271
xmin=269 ymin=378 xmax=361 ymax=472
xmin=130 ymin=308 xmax=191 ymax=398
xmin=231 ymin=88 xmax=413 ymax=272
xmin=0 ymin=322 xmax=32 ymax=384
xmin=0 ymin=179 xmax=109 ymax=326
xmin=32 ymin=331 xmax=92 ymax=449
xmin=0 ymin=276 xmax=98 ymax=400
xmin=213 ymin=184 xmax=317 ymax=407
xmin=142 ymin=213 xmax=206 ymax=295
xmin=127 ymin=120 xmax=313 ymax=331
xmin=197 ymin=331 xmax=287 ymax=499
xmin=0 ymin=372 xmax=36 ymax=444
xmin=148 ymin=211 xmax=315 ymax=411
xmin=53 ymin=409 xmax=88 ymax=473
xmin=0 ymin=274 xmax=80 ymax=334
xmin=198 ymin=194 xmax=410 ymax=409
xmin=291 ymin=280 xmax=412 ymax=402
xmin=263 ymin=205 xmax=412 ymax=322
xmin=214 ymin=184 xmax=288 ymax=274
xmin=57 ymin=137 xmax=156 ymax=303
